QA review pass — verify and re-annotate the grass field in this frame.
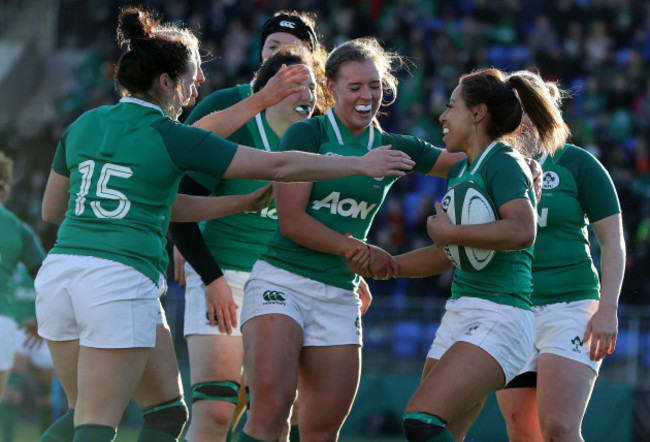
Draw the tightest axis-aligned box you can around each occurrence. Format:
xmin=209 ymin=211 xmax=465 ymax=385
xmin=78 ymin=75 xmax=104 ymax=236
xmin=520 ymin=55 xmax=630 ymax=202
xmin=9 ymin=423 xmax=401 ymax=442
xmin=9 ymin=423 xmax=140 ymax=441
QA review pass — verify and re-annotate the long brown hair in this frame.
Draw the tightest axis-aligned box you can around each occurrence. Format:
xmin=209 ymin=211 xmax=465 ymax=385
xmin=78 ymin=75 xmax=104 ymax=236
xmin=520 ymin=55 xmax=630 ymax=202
xmin=459 ymin=68 xmax=569 ymax=157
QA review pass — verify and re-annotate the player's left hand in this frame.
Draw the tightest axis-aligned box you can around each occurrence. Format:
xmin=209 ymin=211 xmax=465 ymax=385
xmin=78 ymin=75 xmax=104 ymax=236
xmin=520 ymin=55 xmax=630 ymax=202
xmin=204 ymin=277 xmax=238 ymax=335
xmin=357 ymin=277 xmax=373 ymax=315
xmin=246 ymin=183 xmax=274 ymax=212
xmin=426 ymin=202 xmax=451 ymax=246
xmin=345 ymin=246 xmax=371 ymax=277
xmin=583 ymin=305 xmax=618 ymax=361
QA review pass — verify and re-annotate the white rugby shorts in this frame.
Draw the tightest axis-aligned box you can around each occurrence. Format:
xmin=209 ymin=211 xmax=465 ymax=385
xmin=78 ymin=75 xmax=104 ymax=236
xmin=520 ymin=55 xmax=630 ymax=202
xmin=183 ymin=264 xmax=247 ymax=337
xmin=35 ymin=254 xmax=161 ymax=348
xmin=0 ymin=315 xmax=17 ymax=370
xmin=427 ymin=296 xmax=535 ymax=384
xmin=242 ymin=260 xmax=363 ymax=347
xmin=518 ymin=299 xmax=602 ymax=375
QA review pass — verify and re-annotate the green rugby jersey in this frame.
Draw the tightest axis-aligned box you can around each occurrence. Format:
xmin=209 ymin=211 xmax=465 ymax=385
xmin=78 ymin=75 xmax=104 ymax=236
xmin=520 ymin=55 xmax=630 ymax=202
xmin=532 ymin=144 xmax=620 ymax=305
xmin=10 ymin=263 xmax=37 ymax=324
xmin=50 ymin=97 xmax=239 ymax=285
xmin=260 ymin=109 xmax=442 ymax=291
xmin=0 ymin=205 xmax=45 ymax=319
xmin=185 ymin=84 xmax=277 ymax=272
xmin=447 ymin=142 xmax=535 ymax=309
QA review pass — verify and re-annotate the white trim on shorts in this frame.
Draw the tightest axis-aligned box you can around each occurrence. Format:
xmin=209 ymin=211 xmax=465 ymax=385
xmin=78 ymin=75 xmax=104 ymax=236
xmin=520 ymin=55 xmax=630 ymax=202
xmin=427 ymin=296 xmax=535 ymax=384
xmin=183 ymin=264 xmax=248 ymax=337
xmin=0 ymin=315 xmax=17 ymax=370
xmin=242 ymin=260 xmax=363 ymax=347
xmin=518 ymin=299 xmax=602 ymax=375
xmin=35 ymin=254 xmax=161 ymax=349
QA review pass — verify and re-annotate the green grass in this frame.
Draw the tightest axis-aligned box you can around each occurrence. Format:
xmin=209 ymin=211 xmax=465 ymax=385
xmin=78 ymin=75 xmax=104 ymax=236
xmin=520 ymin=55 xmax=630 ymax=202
xmin=9 ymin=422 xmax=140 ymax=441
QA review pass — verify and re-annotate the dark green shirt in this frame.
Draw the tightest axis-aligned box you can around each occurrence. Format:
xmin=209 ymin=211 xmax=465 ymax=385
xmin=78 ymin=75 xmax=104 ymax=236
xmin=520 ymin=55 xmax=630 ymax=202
xmin=532 ymin=144 xmax=620 ymax=305
xmin=50 ymin=97 xmax=239 ymax=284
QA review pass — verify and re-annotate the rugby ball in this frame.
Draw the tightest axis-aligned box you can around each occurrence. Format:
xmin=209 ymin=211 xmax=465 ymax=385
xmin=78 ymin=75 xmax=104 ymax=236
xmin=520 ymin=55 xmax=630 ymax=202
xmin=440 ymin=181 xmax=497 ymax=273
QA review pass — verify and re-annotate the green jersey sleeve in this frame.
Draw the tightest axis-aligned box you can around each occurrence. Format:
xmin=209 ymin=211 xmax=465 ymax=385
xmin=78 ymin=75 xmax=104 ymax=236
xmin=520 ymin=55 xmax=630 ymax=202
xmin=185 ymin=84 xmax=252 ymax=125
xmin=382 ymin=133 xmax=441 ymax=175
xmin=152 ymin=120 xmax=239 ymax=178
xmin=278 ymin=119 xmax=324 ymax=153
xmin=484 ymin=151 xmax=533 ymax=208
xmin=567 ymin=146 xmax=621 ymax=222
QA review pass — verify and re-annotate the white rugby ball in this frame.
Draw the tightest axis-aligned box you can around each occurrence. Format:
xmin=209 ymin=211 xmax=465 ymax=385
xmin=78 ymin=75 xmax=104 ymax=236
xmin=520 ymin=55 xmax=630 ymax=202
xmin=441 ymin=181 xmax=497 ymax=273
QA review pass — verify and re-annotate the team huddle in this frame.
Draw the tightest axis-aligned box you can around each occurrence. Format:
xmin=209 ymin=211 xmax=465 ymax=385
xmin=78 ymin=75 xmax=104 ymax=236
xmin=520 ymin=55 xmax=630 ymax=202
xmin=0 ymin=5 xmax=625 ymax=442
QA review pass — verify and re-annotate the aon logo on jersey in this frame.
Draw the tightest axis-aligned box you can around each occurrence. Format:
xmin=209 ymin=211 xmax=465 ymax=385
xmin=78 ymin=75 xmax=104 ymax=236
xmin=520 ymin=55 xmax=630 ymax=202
xmin=311 ymin=192 xmax=376 ymax=219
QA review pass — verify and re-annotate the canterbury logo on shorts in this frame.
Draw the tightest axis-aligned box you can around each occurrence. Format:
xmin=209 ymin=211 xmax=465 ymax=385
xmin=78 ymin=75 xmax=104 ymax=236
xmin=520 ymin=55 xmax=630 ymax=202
xmin=262 ymin=290 xmax=287 ymax=305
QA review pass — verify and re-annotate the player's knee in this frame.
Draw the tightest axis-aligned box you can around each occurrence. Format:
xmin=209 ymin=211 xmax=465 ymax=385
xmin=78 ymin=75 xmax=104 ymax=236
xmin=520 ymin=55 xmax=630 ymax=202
xmin=403 ymin=412 xmax=453 ymax=441
xmin=540 ymin=413 xmax=576 ymax=440
xmin=141 ymin=397 xmax=189 ymax=439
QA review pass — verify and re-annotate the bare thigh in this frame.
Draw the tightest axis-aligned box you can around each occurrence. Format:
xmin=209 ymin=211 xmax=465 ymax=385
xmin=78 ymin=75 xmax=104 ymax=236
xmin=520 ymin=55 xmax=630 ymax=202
xmin=75 ymin=345 xmax=150 ymax=427
xmin=46 ymin=340 xmax=80 ymax=407
xmin=242 ymin=314 xmax=302 ymax=440
xmin=298 ymin=345 xmax=361 ymax=440
xmin=407 ymin=342 xmax=504 ymax=422
xmin=537 ymin=354 xmax=596 ymax=436
xmin=133 ymin=323 xmax=183 ymax=408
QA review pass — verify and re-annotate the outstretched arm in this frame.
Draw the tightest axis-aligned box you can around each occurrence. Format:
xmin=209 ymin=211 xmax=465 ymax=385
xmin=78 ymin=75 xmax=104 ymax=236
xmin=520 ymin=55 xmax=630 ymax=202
xmin=224 ymin=144 xmax=415 ymax=182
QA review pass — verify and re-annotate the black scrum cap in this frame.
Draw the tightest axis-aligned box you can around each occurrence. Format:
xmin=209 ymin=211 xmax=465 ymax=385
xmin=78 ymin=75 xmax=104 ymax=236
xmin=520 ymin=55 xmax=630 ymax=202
xmin=259 ymin=13 xmax=317 ymax=56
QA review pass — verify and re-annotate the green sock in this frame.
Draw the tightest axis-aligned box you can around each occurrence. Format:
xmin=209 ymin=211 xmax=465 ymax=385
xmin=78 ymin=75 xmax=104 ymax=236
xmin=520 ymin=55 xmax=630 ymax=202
xmin=138 ymin=429 xmax=176 ymax=442
xmin=289 ymin=425 xmax=300 ymax=442
xmin=72 ymin=424 xmax=116 ymax=442
xmin=40 ymin=408 xmax=74 ymax=442
xmin=1 ymin=402 xmax=19 ymax=442
xmin=238 ymin=430 xmax=278 ymax=442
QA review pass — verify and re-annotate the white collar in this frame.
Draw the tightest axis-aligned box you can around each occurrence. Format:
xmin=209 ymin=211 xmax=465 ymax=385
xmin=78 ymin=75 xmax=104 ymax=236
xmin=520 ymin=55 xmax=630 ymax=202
xmin=326 ymin=109 xmax=374 ymax=150
xmin=120 ymin=97 xmax=164 ymax=115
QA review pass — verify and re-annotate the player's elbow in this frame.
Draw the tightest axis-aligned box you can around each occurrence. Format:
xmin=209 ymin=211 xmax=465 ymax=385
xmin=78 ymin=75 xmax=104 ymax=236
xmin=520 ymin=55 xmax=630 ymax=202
xmin=515 ymin=230 xmax=536 ymax=249
xmin=41 ymin=206 xmax=62 ymax=225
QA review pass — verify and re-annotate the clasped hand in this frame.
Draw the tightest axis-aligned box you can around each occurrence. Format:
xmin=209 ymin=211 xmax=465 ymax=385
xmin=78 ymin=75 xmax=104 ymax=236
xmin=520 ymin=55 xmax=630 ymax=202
xmin=345 ymin=242 xmax=398 ymax=280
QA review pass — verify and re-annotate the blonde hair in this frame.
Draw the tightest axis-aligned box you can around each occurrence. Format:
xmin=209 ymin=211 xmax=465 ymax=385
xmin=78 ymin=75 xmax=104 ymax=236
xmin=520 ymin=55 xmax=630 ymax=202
xmin=325 ymin=37 xmax=410 ymax=108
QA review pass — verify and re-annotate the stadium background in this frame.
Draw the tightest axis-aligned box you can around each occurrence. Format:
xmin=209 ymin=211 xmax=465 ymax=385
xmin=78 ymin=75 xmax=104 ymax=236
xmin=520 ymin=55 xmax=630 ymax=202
xmin=1 ymin=0 xmax=649 ymax=440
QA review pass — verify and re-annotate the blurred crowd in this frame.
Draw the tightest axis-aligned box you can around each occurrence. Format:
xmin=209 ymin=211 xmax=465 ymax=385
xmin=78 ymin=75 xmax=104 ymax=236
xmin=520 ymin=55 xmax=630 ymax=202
xmin=2 ymin=0 xmax=650 ymax=305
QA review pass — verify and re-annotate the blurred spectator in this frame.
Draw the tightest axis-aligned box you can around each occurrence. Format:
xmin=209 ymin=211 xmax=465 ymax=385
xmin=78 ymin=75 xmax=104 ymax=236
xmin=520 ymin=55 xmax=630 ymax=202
xmin=4 ymin=0 xmax=650 ymax=305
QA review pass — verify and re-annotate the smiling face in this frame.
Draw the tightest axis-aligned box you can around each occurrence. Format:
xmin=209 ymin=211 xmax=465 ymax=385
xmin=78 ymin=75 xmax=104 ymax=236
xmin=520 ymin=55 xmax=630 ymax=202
xmin=438 ymin=84 xmax=476 ymax=154
xmin=261 ymin=32 xmax=304 ymax=61
xmin=327 ymin=60 xmax=382 ymax=136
